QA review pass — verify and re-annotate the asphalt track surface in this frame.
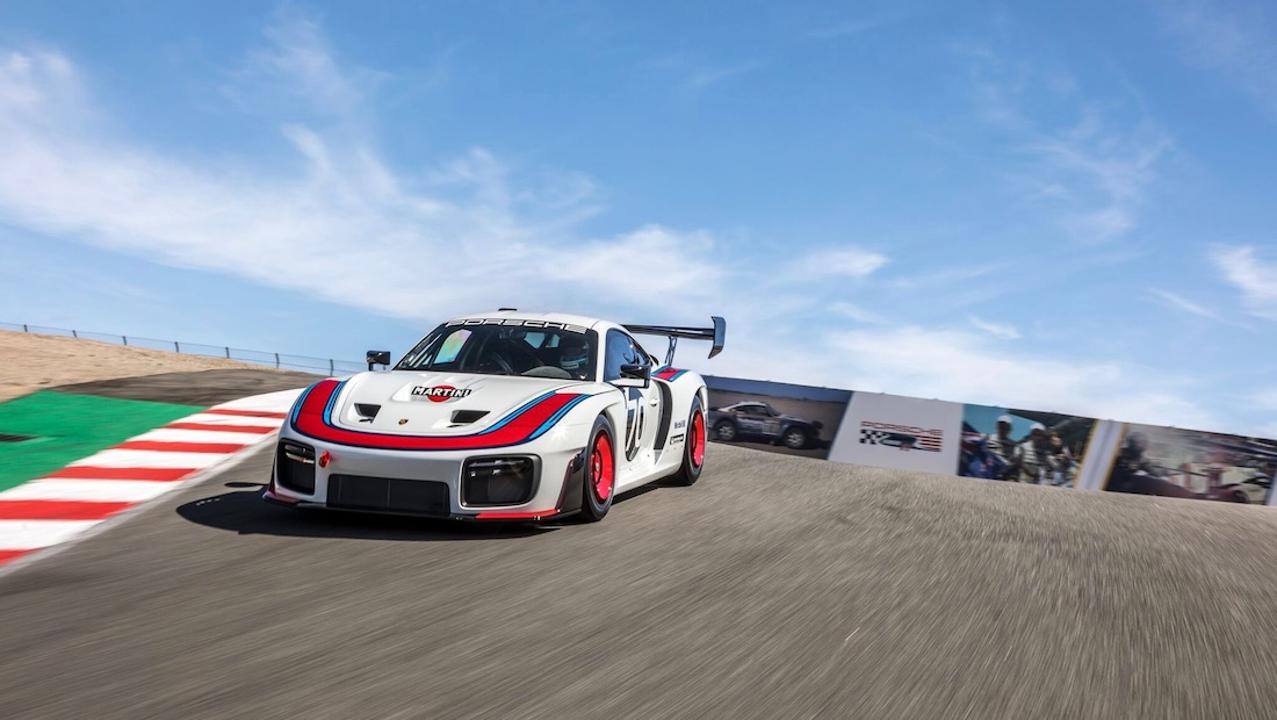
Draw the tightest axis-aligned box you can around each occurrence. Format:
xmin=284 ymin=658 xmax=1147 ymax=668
xmin=3 ymin=445 xmax=1277 ymax=719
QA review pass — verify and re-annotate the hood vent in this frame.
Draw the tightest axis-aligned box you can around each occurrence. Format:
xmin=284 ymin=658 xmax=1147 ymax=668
xmin=450 ymin=409 xmax=489 ymax=425
xmin=354 ymin=403 xmax=381 ymax=422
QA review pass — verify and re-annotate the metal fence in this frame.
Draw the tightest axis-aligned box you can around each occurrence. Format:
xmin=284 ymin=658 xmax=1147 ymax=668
xmin=0 ymin=322 xmax=365 ymax=376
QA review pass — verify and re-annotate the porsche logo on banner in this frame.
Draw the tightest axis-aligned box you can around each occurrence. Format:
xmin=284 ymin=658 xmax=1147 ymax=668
xmin=828 ymin=393 xmax=962 ymax=474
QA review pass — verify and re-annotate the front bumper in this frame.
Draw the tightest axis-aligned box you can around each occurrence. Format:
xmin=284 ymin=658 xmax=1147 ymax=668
xmin=265 ymin=424 xmax=589 ymax=521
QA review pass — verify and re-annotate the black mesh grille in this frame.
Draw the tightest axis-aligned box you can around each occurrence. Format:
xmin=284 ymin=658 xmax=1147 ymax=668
xmin=327 ymin=475 xmax=450 ymax=516
xmin=461 ymin=457 xmax=537 ymax=506
xmin=276 ymin=441 xmax=316 ymax=494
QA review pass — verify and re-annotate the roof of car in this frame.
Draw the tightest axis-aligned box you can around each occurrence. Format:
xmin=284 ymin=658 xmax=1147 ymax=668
xmin=449 ymin=310 xmax=608 ymax=329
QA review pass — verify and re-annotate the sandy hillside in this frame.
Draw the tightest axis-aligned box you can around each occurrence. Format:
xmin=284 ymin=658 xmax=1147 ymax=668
xmin=0 ymin=330 xmax=267 ymax=402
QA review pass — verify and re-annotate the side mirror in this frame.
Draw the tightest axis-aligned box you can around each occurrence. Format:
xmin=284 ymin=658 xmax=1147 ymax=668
xmin=366 ymin=350 xmax=391 ymax=371
xmin=612 ymin=363 xmax=651 ymax=388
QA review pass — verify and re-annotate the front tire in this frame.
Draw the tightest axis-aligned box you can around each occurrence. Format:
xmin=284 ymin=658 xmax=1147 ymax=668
xmin=579 ymin=416 xmax=616 ymax=522
xmin=781 ymin=427 xmax=809 ymax=450
xmin=670 ymin=396 xmax=706 ymax=486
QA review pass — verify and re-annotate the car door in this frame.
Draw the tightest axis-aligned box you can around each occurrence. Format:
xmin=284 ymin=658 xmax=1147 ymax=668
xmin=734 ymin=403 xmax=768 ymax=436
xmin=759 ymin=403 xmax=784 ymax=439
xmin=603 ymin=329 xmax=660 ymax=463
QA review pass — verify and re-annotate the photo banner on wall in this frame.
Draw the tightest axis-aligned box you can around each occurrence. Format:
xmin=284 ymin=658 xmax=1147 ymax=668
xmin=703 ymin=376 xmax=851 ymax=460
xmin=827 ymin=392 xmax=963 ymax=474
xmin=957 ymin=404 xmax=1099 ymax=487
xmin=1102 ymin=424 xmax=1277 ymax=505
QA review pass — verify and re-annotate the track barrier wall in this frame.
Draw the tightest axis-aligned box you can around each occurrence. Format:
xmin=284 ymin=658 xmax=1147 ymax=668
xmin=706 ymin=376 xmax=1277 ymax=508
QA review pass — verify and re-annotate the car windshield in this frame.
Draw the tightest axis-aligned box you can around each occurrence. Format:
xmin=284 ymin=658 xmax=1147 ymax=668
xmin=395 ymin=322 xmax=597 ymax=381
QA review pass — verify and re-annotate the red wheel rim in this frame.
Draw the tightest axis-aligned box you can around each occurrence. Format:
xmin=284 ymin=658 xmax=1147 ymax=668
xmin=591 ymin=432 xmax=614 ymax=502
xmin=691 ymin=411 xmax=706 ymax=467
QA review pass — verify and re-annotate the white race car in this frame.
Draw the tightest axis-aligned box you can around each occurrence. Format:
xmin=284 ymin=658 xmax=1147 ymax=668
xmin=265 ymin=310 xmax=725 ymax=522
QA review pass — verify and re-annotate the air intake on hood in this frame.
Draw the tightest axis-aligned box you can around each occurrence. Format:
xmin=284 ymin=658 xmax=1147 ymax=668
xmin=354 ymin=403 xmax=381 ymax=422
xmin=450 ymin=409 xmax=489 ymax=425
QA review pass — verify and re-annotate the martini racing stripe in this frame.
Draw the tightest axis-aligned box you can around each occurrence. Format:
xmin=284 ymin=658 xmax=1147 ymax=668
xmin=653 ymin=366 xmax=688 ymax=381
xmin=291 ymin=378 xmax=595 ymax=451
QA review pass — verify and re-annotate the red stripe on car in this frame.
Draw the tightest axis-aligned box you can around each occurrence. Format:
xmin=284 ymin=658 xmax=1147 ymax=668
xmin=292 ymin=379 xmax=582 ymax=451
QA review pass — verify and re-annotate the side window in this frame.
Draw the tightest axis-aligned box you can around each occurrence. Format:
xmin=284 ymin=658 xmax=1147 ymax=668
xmin=604 ymin=329 xmax=631 ymax=382
xmin=604 ymin=330 xmax=648 ymax=381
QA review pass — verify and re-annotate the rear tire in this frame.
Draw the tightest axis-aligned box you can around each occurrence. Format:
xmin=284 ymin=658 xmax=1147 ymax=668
xmin=713 ymin=418 xmax=737 ymax=442
xmin=670 ymin=396 xmax=706 ymax=486
xmin=579 ymin=416 xmax=616 ymax=522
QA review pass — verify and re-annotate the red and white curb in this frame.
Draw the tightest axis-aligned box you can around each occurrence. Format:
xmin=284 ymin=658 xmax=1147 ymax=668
xmin=0 ymin=387 xmax=303 ymax=571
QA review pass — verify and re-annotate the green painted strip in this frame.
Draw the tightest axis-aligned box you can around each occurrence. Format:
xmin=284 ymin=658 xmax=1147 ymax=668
xmin=0 ymin=391 xmax=203 ymax=493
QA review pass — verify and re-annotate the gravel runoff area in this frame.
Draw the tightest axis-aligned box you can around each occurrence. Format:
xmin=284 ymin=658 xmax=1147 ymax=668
xmin=1 ymin=442 xmax=1275 ymax=719
xmin=0 ymin=329 xmax=269 ymax=403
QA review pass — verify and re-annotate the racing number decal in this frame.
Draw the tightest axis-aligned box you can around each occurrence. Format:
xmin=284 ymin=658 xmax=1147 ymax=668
xmin=624 ymin=387 xmax=644 ymax=461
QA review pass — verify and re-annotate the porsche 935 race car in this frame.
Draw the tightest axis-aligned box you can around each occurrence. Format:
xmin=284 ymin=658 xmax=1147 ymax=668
xmin=264 ymin=311 xmax=725 ymax=522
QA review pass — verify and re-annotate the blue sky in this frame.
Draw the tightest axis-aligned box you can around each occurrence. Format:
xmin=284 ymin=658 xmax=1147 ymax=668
xmin=0 ymin=1 xmax=1275 ymax=437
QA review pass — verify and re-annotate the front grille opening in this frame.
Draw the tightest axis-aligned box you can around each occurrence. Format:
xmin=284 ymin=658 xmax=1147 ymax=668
xmin=276 ymin=440 xmax=316 ymax=494
xmin=462 ymin=457 xmax=537 ymax=506
xmin=354 ymin=403 xmax=381 ymax=421
xmin=328 ymin=475 xmax=450 ymax=516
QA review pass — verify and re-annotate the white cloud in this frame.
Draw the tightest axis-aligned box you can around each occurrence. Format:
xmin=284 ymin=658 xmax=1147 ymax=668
xmin=788 ymin=246 xmax=888 ymax=279
xmin=823 ymin=326 xmax=1216 ymax=429
xmin=0 ymin=29 xmax=725 ymax=325
xmin=1147 ymin=288 xmax=1222 ymax=321
xmin=1213 ymin=245 xmax=1277 ymax=319
xmin=967 ymin=315 xmax=1020 ymax=340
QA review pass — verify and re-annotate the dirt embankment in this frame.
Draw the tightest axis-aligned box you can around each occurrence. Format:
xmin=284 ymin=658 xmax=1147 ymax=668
xmin=0 ymin=330 xmax=269 ymax=403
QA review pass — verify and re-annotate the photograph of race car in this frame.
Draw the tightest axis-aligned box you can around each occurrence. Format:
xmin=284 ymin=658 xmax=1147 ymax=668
xmin=264 ymin=311 xmax=725 ymax=522
xmin=708 ymin=401 xmax=824 ymax=450
xmin=1104 ymin=424 xmax=1276 ymax=504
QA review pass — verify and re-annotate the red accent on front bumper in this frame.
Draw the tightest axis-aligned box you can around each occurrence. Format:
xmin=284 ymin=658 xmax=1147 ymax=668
xmin=473 ymin=508 xmax=558 ymax=521
xmin=262 ymin=488 xmax=299 ymax=505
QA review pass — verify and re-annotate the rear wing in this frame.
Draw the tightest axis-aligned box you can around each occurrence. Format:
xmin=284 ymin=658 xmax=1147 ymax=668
xmin=623 ymin=316 xmax=725 ymax=366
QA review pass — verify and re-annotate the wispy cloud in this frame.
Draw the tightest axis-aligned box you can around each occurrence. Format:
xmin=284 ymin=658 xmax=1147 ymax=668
xmin=967 ymin=45 xmax=1171 ymax=243
xmin=788 ymin=246 xmax=888 ymax=279
xmin=806 ymin=16 xmax=896 ymax=40
xmin=829 ymin=301 xmax=885 ymax=324
xmin=1212 ymin=245 xmax=1277 ymax=319
xmin=1253 ymin=387 xmax=1277 ymax=411
xmin=967 ymin=315 xmax=1020 ymax=340
xmin=683 ymin=60 xmax=763 ymax=91
xmin=1158 ymin=0 xmax=1277 ymax=119
xmin=1147 ymin=288 xmax=1222 ymax=321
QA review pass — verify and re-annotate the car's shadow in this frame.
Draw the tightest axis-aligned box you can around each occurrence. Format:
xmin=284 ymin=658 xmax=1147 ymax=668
xmin=176 ymin=481 xmax=664 ymax=542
